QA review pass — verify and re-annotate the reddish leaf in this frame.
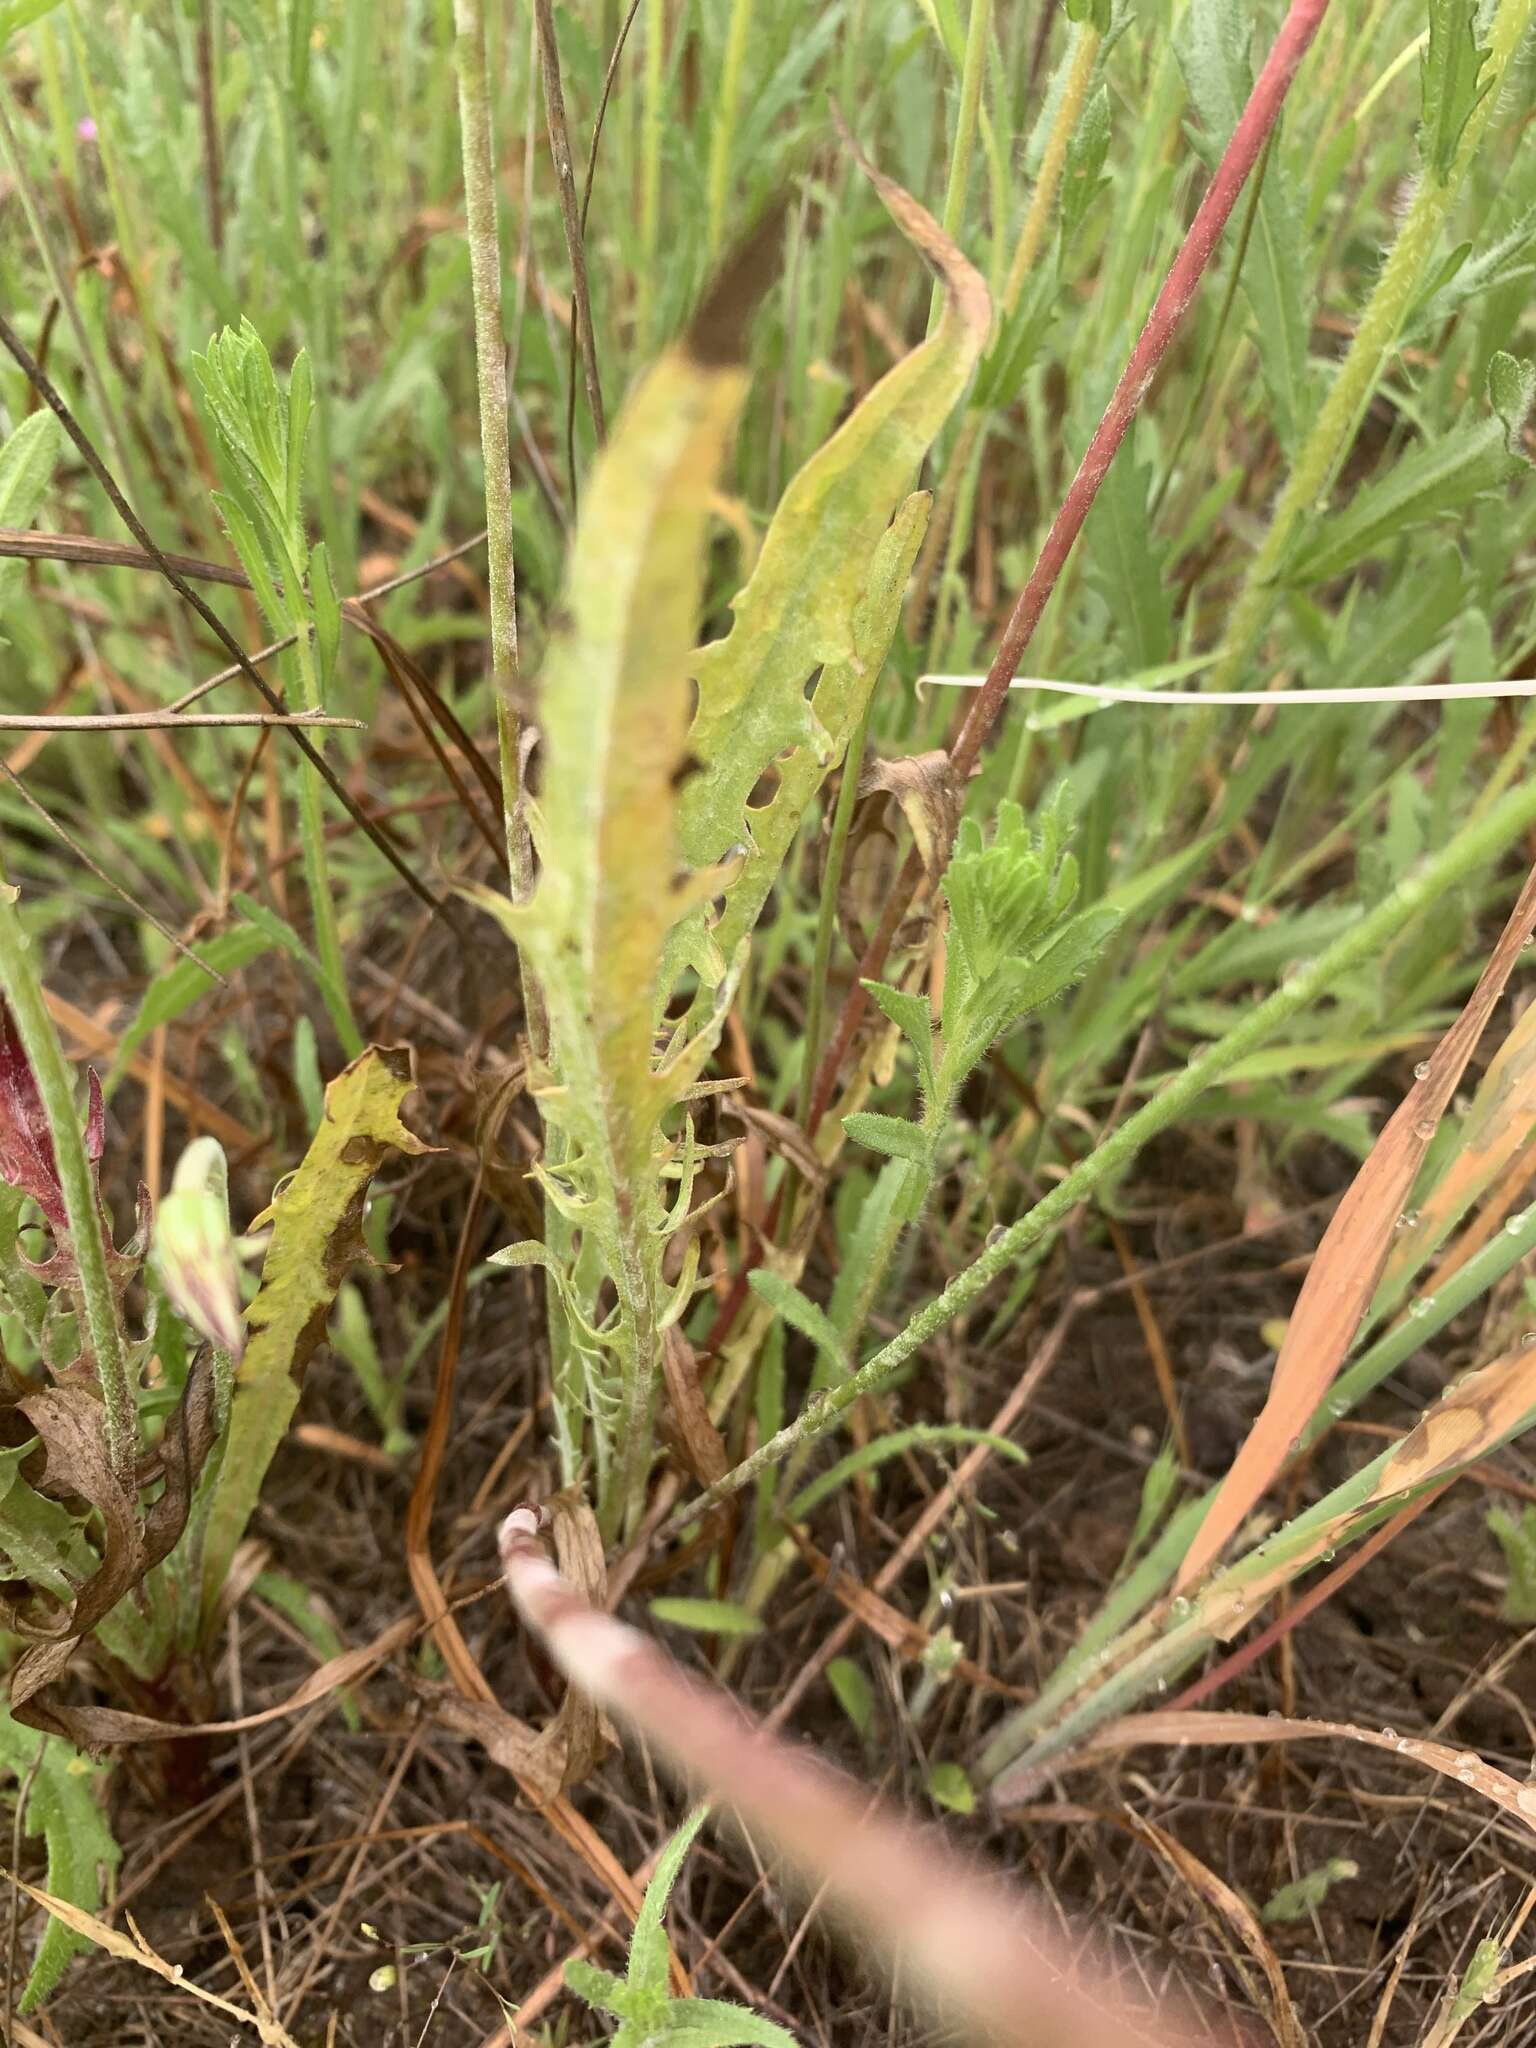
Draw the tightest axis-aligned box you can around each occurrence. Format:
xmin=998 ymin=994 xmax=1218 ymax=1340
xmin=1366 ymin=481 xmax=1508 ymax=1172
xmin=0 ymin=995 xmax=70 ymax=1230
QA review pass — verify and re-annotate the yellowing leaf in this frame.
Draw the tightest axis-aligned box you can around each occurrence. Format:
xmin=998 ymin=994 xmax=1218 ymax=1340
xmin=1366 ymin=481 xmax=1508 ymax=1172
xmin=198 ymin=1046 xmax=425 ymax=1622
xmin=468 ymin=226 xmax=775 ymax=1537
xmin=673 ymin=144 xmax=989 ymax=997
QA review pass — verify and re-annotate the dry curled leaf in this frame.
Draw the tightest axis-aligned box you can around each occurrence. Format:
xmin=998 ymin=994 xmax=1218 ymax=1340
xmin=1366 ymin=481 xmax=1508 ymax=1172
xmin=859 ymin=749 xmax=966 ymax=883
xmin=524 ymin=1490 xmax=615 ymax=1795
xmin=661 ymin=1327 xmax=730 ymax=1488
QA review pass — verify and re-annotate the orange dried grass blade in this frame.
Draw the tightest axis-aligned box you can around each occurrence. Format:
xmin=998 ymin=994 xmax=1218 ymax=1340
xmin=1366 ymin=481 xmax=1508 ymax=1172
xmin=1177 ymin=861 xmax=1536 ymax=1590
xmin=1377 ymin=990 xmax=1536 ymax=1305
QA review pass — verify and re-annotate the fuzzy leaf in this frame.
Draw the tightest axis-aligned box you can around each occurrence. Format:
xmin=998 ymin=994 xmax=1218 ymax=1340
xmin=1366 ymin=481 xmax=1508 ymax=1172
xmin=197 ymin=1046 xmax=426 ymax=1622
xmin=1404 ymin=203 xmax=1536 ymax=341
xmin=649 ymin=1597 xmax=764 ymax=1637
xmin=1060 ymin=83 xmax=1112 ymax=250
xmin=1420 ymin=0 xmax=1490 ymax=182
xmin=861 ymin=980 xmax=936 ymax=1097
xmin=827 ymin=1657 xmax=874 ymax=1736
xmin=1261 ymin=1857 xmax=1358 ymax=1925
xmin=926 ymin=1760 xmax=976 ymax=1814
xmin=628 ymin=1804 xmax=709 ymax=2003
xmin=1083 ymin=428 xmax=1172 ymax=667
xmin=1177 ymin=0 xmax=1311 ymax=447
xmin=747 ymin=1268 xmax=849 ymax=1370
xmin=828 ymin=1159 xmax=909 ymax=1346
xmin=661 ymin=2000 xmax=802 ymax=2047
xmin=840 ymin=1111 xmax=932 ymax=1168
xmin=0 ymin=411 xmax=61 ymax=627
xmin=1286 ymin=354 xmax=1533 ymax=585
xmin=564 ymin=1957 xmax=630 ymax=2017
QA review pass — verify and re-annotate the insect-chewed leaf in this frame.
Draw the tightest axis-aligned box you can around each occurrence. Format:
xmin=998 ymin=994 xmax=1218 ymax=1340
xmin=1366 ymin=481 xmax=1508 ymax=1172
xmin=197 ymin=1046 xmax=426 ymax=1624
xmin=510 ymin=251 xmax=760 ymax=1179
xmin=673 ymin=141 xmax=988 ymax=984
xmin=676 ymin=491 xmax=932 ymax=1008
xmin=472 ymin=231 xmax=774 ymax=1536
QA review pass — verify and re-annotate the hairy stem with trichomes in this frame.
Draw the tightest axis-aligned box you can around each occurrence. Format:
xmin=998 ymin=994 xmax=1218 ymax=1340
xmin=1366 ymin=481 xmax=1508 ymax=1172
xmin=0 ymin=863 xmax=133 ymax=1484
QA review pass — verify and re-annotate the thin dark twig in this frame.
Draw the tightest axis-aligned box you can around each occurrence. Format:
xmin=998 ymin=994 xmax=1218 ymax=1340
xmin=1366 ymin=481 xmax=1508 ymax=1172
xmin=0 ymin=711 xmax=359 ymax=731
xmin=0 ymin=310 xmax=446 ymax=919
xmin=168 ymin=530 xmax=490 ymax=711
xmin=532 ymin=0 xmax=607 ymax=502
xmin=579 ymin=0 xmax=644 ymax=243
xmin=0 ymin=528 xmax=250 ymax=584
xmin=357 ymin=615 xmax=509 ymax=873
xmin=348 ymin=608 xmax=507 ymax=818
xmin=0 ymin=760 xmax=226 ymax=979
xmin=195 ymin=0 xmax=225 ymax=253
xmin=3 ymin=525 xmax=490 ymax=704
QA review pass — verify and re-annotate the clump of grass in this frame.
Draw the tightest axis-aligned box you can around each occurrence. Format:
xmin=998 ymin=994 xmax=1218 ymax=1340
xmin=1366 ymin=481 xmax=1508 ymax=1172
xmin=3 ymin=0 xmax=1536 ymax=2037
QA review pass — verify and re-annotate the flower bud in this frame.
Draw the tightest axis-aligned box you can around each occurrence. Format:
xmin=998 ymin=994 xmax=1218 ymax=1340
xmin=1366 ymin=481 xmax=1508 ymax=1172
xmin=154 ymin=1137 xmax=244 ymax=1360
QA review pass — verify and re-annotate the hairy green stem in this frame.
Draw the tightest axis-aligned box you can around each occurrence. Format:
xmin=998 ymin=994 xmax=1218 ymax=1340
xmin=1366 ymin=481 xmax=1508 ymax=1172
xmin=287 ymin=627 xmax=360 ymax=1054
xmin=0 ymin=862 xmax=134 ymax=1484
xmin=664 ymin=767 xmax=1536 ymax=1536
xmin=927 ymin=0 xmax=992 ymax=334
xmin=452 ymin=0 xmax=527 ymax=890
xmin=1204 ymin=0 xmax=1536 ymax=695
xmin=706 ymin=0 xmax=754 ymax=260
xmin=911 ymin=22 xmax=1101 ymax=640
xmin=637 ymin=0 xmax=665 ymax=354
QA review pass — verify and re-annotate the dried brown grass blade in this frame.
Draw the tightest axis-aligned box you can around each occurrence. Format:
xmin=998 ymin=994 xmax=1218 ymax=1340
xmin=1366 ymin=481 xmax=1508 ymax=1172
xmin=30 ymin=1616 xmax=417 ymax=1747
xmin=1110 ymin=1810 xmax=1303 ymax=2048
xmin=0 ymin=1874 xmax=301 ymax=2045
xmin=1177 ymin=861 xmax=1536 ymax=1589
xmin=1030 ymin=1709 xmax=1536 ymax=1837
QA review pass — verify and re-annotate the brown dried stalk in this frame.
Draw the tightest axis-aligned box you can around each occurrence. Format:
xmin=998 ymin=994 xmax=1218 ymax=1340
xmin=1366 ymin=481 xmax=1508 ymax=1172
xmin=498 ymin=1508 xmax=1213 ymax=2048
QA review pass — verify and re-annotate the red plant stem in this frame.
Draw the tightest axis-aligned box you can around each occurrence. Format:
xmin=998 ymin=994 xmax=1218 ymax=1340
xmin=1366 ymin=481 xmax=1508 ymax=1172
xmin=500 ymin=1508 xmax=1213 ymax=2048
xmin=803 ymin=0 xmax=1332 ymax=1139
